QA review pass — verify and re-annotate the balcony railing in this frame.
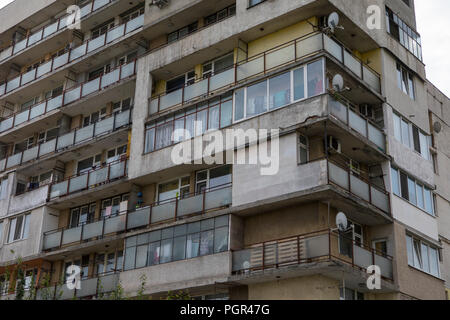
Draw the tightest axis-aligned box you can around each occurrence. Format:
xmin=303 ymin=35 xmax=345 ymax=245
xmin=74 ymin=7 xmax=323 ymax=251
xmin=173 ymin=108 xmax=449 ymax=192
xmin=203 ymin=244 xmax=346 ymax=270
xmin=232 ymin=229 xmax=393 ymax=280
xmin=0 ymin=59 xmax=136 ymax=134
xmin=327 ymin=95 xmax=386 ymax=152
xmin=149 ymin=32 xmax=381 ymax=115
xmin=43 ymin=184 xmax=232 ymax=251
xmin=35 ymin=272 xmax=120 ymax=300
xmin=0 ymin=14 xmax=143 ymax=98
xmin=48 ymin=157 xmax=128 ymax=201
xmin=327 ymin=160 xmax=390 ymax=214
xmin=0 ymin=0 xmax=117 ymax=62
xmin=0 ymin=109 xmax=132 ymax=173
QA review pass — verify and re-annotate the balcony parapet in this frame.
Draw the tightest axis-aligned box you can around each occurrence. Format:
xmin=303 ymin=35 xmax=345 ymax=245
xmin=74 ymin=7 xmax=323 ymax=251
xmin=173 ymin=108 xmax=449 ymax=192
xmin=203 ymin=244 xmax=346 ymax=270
xmin=42 ymin=184 xmax=232 ymax=251
xmin=0 ymin=60 xmax=136 ymax=135
xmin=0 ymin=109 xmax=132 ymax=174
xmin=0 ymin=14 xmax=143 ymax=98
xmin=232 ymin=229 xmax=393 ymax=281
xmin=0 ymin=0 xmax=118 ymax=63
xmin=149 ymin=32 xmax=381 ymax=115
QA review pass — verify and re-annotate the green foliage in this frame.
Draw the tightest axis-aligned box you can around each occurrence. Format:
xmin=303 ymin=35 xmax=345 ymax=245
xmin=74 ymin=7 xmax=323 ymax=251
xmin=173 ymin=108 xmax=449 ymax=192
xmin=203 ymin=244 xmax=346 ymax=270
xmin=165 ymin=290 xmax=191 ymax=300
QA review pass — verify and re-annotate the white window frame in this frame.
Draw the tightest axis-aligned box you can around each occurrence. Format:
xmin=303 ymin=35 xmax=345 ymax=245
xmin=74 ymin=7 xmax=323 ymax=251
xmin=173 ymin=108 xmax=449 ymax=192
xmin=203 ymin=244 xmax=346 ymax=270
xmin=7 ymin=213 xmax=31 ymax=243
xmin=406 ymin=234 xmax=440 ymax=278
xmin=202 ymin=53 xmax=234 ymax=78
xmin=297 ymin=133 xmax=309 ymax=165
xmin=77 ymin=154 xmax=102 ymax=174
xmin=157 ymin=176 xmax=191 ymax=203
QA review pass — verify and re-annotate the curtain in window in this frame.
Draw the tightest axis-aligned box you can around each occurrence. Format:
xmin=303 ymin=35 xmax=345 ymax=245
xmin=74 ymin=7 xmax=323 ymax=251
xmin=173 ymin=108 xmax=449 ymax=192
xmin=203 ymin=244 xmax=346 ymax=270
xmin=155 ymin=122 xmax=173 ymax=150
xmin=208 ymin=105 xmax=220 ymax=131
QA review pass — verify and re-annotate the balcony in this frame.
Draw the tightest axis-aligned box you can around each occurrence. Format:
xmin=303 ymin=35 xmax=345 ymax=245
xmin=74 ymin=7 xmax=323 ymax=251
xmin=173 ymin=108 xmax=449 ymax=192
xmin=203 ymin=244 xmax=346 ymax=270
xmin=327 ymin=95 xmax=385 ymax=152
xmin=42 ymin=184 xmax=232 ymax=251
xmin=0 ymin=60 xmax=136 ymax=135
xmin=0 ymin=0 xmax=118 ymax=63
xmin=232 ymin=229 xmax=393 ymax=281
xmin=0 ymin=109 xmax=131 ymax=173
xmin=0 ymin=14 xmax=143 ymax=99
xmin=35 ymin=272 xmax=120 ymax=300
xmin=48 ymin=157 xmax=128 ymax=201
xmin=149 ymin=32 xmax=381 ymax=115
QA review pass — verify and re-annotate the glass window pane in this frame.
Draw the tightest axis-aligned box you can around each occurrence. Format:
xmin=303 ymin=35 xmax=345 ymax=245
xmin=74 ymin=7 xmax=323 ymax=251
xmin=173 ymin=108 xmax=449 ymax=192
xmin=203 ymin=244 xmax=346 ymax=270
xmin=408 ymin=178 xmax=416 ymax=205
xmin=293 ymin=67 xmax=305 ymax=101
xmin=208 ymin=105 xmax=220 ymax=131
xmin=209 ymin=166 xmax=232 ymax=189
xmin=269 ymin=72 xmax=290 ymax=110
xmin=307 ymin=60 xmax=324 ymax=97
xmin=391 ymin=168 xmax=400 ymax=196
xmin=214 ymin=226 xmax=228 ymax=253
xmin=419 ymin=132 xmax=429 ymax=160
xmin=401 ymin=120 xmax=410 ymax=147
xmin=421 ymin=243 xmax=430 ymax=273
xmin=400 ymin=172 xmax=409 ymax=200
xmin=406 ymin=235 xmax=414 ymax=266
xmin=174 ymin=224 xmax=187 ymax=237
xmin=220 ymin=100 xmax=232 ymax=128
xmin=188 ymin=222 xmax=201 ymax=234
xmin=234 ymin=89 xmax=245 ymax=121
xmin=200 ymin=230 xmax=214 ymax=256
xmin=424 ymin=188 xmax=433 ymax=215
xmin=215 ymin=215 xmax=229 ymax=228
xmin=135 ymin=245 xmax=148 ymax=268
xmin=429 ymin=247 xmax=439 ymax=277
xmin=173 ymin=236 xmax=186 ymax=261
xmin=413 ymin=239 xmax=422 ymax=268
xmin=416 ymin=184 xmax=424 ymax=209
xmin=201 ymin=218 xmax=214 ymax=231
xmin=148 ymin=241 xmax=161 ymax=266
xmin=160 ymin=239 xmax=173 ymax=263
xmin=246 ymin=81 xmax=268 ymax=117
xmin=186 ymin=233 xmax=200 ymax=259
xmin=22 ymin=215 xmax=30 ymax=239
xmin=124 ymin=246 xmax=136 ymax=271
xmin=162 ymin=227 xmax=174 ymax=239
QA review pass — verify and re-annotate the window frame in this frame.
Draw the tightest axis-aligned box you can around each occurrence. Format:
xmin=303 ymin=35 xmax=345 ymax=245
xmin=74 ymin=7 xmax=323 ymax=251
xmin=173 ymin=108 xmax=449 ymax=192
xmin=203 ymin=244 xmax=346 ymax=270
xmin=7 ymin=213 xmax=31 ymax=243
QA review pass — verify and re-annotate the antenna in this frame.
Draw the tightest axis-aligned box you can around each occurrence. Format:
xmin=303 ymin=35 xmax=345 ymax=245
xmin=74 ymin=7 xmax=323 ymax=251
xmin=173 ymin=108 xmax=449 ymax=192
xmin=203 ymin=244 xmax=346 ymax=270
xmin=335 ymin=212 xmax=348 ymax=232
xmin=326 ymin=12 xmax=344 ymax=33
xmin=332 ymin=74 xmax=344 ymax=92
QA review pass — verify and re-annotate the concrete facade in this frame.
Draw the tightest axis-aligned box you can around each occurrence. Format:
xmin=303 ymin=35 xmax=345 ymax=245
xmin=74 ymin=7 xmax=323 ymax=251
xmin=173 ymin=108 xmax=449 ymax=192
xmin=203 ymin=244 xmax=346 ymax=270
xmin=0 ymin=0 xmax=448 ymax=300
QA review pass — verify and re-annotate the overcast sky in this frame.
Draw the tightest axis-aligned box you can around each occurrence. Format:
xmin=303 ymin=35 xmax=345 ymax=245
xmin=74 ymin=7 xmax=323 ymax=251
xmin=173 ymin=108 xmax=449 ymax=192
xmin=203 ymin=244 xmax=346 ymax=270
xmin=0 ymin=0 xmax=448 ymax=96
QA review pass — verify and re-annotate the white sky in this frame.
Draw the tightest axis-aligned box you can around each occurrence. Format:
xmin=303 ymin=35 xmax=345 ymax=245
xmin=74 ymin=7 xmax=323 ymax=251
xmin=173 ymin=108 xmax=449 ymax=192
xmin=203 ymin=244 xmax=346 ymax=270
xmin=0 ymin=0 xmax=448 ymax=96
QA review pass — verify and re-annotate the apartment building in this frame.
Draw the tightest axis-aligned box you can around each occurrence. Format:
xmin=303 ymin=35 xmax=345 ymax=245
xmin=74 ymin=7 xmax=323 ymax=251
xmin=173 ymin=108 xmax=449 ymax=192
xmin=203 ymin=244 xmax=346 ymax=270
xmin=0 ymin=0 xmax=447 ymax=300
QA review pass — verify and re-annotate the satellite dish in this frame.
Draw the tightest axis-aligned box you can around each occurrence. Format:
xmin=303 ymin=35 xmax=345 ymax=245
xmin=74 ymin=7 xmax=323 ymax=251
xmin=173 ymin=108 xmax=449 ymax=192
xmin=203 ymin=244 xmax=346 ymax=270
xmin=336 ymin=212 xmax=348 ymax=232
xmin=332 ymin=74 xmax=344 ymax=91
xmin=433 ymin=121 xmax=442 ymax=133
xmin=243 ymin=261 xmax=251 ymax=269
xmin=328 ymin=12 xmax=340 ymax=32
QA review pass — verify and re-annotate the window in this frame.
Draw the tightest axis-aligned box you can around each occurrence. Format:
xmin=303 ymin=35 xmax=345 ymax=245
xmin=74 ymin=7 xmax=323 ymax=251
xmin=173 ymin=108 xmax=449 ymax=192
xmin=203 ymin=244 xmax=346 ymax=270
xmin=158 ymin=177 xmax=190 ymax=203
xmin=166 ymin=70 xmax=196 ymax=92
xmin=167 ymin=22 xmax=198 ymax=44
xmin=38 ymin=127 xmax=59 ymax=144
xmin=69 ymin=203 xmax=96 ymax=228
xmin=30 ymin=171 xmax=53 ymax=190
xmin=406 ymin=234 xmax=440 ymax=277
xmin=45 ymin=86 xmax=63 ymax=100
xmin=91 ymin=19 xmax=115 ymax=39
xmin=396 ymin=63 xmax=415 ymax=99
xmin=107 ymin=145 xmax=127 ymax=163
xmin=145 ymin=93 xmax=233 ymax=153
xmin=88 ymin=64 xmax=111 ymax=81
xmin=373 ymin=239 xmax=388 ymax=257
xmin=7 ymin=214 xmax=30 ymax=243
xmin=14 ymin=137 xmax=34 ymax=154
xmin=23 ymin=269 xmax=37 ymax=291
xmin=234 ymin=60 xmax=324 ymax=122
xmin=77 ymin=154 xmax=102 ymax=174
xmin=21 ymin=97 xmax=39 ymax=111
xmin=202 ymin=53 xmax=234 ymax=78
xmin=386 ymin=7 xmax=422 ymax=60
xmin=0 ymin=178 xmax=8 ymax=200
xmin=339 ymin=221 xmax=363 ymax=258
xmin=249 ymin=0 xmax=266 ymax=7
xmin=83 ymin=109 xmax=107 ymax=127
xmin=112 ymin=98 xmax=132 ymax=114
xmin=393 ymin=112 xmax=430 ymax=160
xmin=391 ymin=167 xmax=435 ymax=215
xmin=121 ymin=6 xmax=144 ymax=24
xmin=101 ymin=194 xmax=129 ymax=217
xmin=95 ymin=250 xmax=123 ymax=275
xmin=204 ymin=4 xmax=236 ymax=26
xmin=340 ymin=287 xmax=364 ymax=300
xmin=0 ymin=274 xmax=9 ymax=295
xmin=195 ymin=165 xmax=232 ymax=194
xmin=298 ymin=134 xmax=308 ymax=164
xmin=64 ymin=255 xmax=91 ymax=281
xmin=124 ymin=216 xmax=229 ymax=271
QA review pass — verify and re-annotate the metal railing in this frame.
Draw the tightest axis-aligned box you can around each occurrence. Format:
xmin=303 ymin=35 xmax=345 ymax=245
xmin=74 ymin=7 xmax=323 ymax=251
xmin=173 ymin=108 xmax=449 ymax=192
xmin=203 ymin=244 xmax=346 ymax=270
xmin=232 ymin=229 xmax=393 ymax=280
xmin=48 ymin=157 xmax=129 ymax=201
xmin=0 ymin=59 xmax=136 ymax=135
xmin=327 ymin=94 xmax=386 ymax=152
xmin=0 ymin=0 xmax=117 ymax=63
xmin=0 ymin=109 xmax=132 ymax=174
xmin=43 ymin=183 xmax=232 ymax=251
xmin=0 ymin=13 xmax=143 ymax=98
xmin=149 ymin=32 xmax=381 ymax=114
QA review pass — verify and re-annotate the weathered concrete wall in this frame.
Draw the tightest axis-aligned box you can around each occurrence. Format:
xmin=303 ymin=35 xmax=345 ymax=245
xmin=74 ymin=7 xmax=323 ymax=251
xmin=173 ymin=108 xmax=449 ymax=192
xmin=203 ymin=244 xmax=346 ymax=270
xmin=119 ymin=251 xmax=231 ymax=295
xmin=248 ymin=274 xmax=340 ymax=300
xmin=8 ymin=185 xmax=48 ymax=215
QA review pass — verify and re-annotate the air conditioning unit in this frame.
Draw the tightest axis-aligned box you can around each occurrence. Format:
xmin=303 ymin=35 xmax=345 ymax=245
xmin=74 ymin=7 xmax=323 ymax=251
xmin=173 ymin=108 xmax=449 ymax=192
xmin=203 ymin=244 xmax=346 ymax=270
xmin=328 ymin=136 xmax=342 ymax=153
